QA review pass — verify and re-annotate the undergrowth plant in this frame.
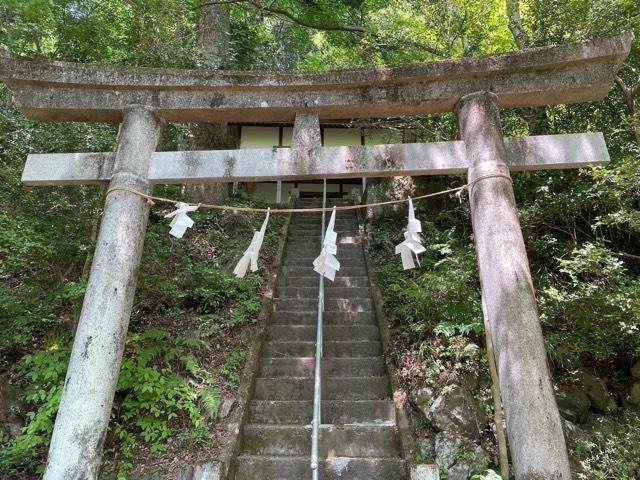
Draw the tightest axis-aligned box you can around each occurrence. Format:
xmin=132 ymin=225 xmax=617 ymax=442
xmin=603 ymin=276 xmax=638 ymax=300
xmin=0 ymin=328 xmax=217 ymax=479
xmin=572 ymin=412 xmax=640 ymax=479
xmin=0 ymin=182 xmax=281 ymax=478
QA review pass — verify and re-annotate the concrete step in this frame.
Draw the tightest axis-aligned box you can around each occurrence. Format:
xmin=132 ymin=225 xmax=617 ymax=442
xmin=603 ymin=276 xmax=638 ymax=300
xmin=288 ymin=229 xmax=359 ymax=236
xmin=249 ymin=399 xmax=395 ymax=424
xmin=282 ymin=257 xmax=365 ymax=267
xmin=290 ymin=219 xmax=357 ymax=225
xmin=284 ymin=247 xmax=363 ymax=257
xmin=232 ymin=203 xmax=404 ymax=480
xmin=286 ymin=241 xmax=361 ymax=248
xmin=294 ymin=200 xmax=353 ymax=205
xmin=276 ymin=287 xmax=371 ymax=299
xmin=295 ymin=214 xmax=357 ymax=218
xmin=260 ymin=357 xmax=386 ymax=377
xmin=284 ymin=247 xmax=363 ymax=255
xmin=273 ymin=298 xmax=373 ymax=313
xmin=254 ymin=377 xmax=390 ymax=401
xmin=289 ymin=216 xmax=358 ymax=228
xmin=277 ymin=276 xmax=370 ymax=288
xmin=289 ymin=225 xmax=359 ymax=233
xmin=263 ymin=341 xmax=382 ymax=358
xmin=281 ymin=266 xmax=367 ymax=277
xmin=267 ymin=325 xmax=379 ymax=342
xmin=284 ymin=246 xmax=363 ymax=256
xmin=289 ymin=230 xmax=359 ymax=236
xmin=287 ymin=234 xmax=360 ymax=244
xmin=235 ymin=455 xmax=406 ymax=480
xmin=241 ymin=425 xmax=401 ymax=457
xmin=270 ymin=311 xmax=377 ymax=326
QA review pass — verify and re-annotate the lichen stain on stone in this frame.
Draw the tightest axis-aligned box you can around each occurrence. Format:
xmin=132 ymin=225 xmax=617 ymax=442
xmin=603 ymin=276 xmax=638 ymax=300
xmin=386 ymin=85 xmax=401 ymax=103
xmin=208 ymin=94 xmax=225 ymax=108
xmin=68 ymin=422 xmax=108 ymax=479
xmin=381 ymin=149 xmax=399 ymax=171
xmin=183 ymin=151 xmax=204 ymax=178
xmin=343 ymin=150 xmax=356 ymax=172
xmin=345 ymin=146 xmax=375 ymax=174
xmin=291 ymin=149 xmax=313 ymax=177
xmin=328 ymin=457 xmax=350 ymax=477
xmin=81 ymin=336 xmax=93 ymax=360
xmin=223 ymin=154 xmax=237 ymax=179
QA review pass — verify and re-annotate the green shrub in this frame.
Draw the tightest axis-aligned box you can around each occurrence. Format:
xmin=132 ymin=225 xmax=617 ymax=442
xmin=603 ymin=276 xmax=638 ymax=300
xmin=572 ymin=412 xmax=640 ymax=480
xmin=0 ymin=329 xmax=217 ymax=478
xmin=539 ymin=242 xmax=640 ymax=367
xmin=0 ymin=334 xmax=71 ymax=478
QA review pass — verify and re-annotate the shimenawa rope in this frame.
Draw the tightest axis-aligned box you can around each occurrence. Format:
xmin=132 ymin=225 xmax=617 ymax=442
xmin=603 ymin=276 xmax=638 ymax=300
xmin=105 ymin=173 xmax=512 ymax=213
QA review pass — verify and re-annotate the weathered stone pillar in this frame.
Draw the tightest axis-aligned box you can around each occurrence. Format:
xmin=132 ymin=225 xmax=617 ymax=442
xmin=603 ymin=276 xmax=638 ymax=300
xmin=455 ymin=92 xmax=571 ymax=479
xmin=44 ymin=106 xmax=164 ymax=479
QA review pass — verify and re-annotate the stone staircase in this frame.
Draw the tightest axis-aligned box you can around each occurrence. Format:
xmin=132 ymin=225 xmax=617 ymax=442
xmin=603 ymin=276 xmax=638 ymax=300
xmin=234 ymin=198 xmax=407 ymax=480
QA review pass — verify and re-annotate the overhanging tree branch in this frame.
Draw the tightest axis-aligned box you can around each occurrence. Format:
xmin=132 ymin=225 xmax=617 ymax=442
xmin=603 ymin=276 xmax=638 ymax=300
xmin=195 ymin=0 xmax=448 ymax=56
xmin=258 ymin=2 xmax=365 ymax=32
xmin=198 ymin=0 xmax=365 ymax=32
xmin=196 ymin=0 xmax=245 ymax=5
xmin=367 ymin=39 xmax=446 ymax=58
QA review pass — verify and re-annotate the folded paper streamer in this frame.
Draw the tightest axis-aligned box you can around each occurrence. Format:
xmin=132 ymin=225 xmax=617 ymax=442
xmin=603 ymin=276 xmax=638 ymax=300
xmin=395 ymin=197 xmax=426 ymax=270
xmin=165 ymin=202 xmax=199 ymax=238
xmin=313 ymin=207 xmax=340 ymax=281
xmin=234 ymin=208 xmax=270 ymax=278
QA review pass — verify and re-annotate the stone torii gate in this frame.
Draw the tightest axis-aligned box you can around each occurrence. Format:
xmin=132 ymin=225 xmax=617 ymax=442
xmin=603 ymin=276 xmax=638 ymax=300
xmin=0 ymin=31 xmax=633 ymax=480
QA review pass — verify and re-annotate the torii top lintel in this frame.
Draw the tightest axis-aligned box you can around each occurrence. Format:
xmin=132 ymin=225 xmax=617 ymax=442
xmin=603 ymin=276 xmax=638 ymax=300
xmin=0 ymin=32 xmax=633 ymax=124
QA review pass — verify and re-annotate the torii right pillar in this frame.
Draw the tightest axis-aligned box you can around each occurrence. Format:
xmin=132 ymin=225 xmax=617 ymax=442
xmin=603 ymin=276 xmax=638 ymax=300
xmin=456 ymin=91 xmax=571 ymax=479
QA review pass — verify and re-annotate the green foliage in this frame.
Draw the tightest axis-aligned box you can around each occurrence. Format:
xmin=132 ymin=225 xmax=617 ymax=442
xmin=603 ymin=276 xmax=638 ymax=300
xmin=369 ymin=210 xmax=482 ymax=352
xmin=539 ymin=241 xmax=640 ymax=367
xmin=199 ymin=386 xmax=221 ymax=421
xmin=414 ymin=449 xmax=430 ymax=462
xmin=219 ymin=347 xmax=249 ymax=388
xmin=470 ymin=470 xmax=502 ymax=480
xmin=115 ymin=329 xmax=208 ymax=444
xmin=1 ymin=0 xmax=199 ymax=67
xmin=572 ymin=412 xmax=640 ymax=479
xmin=0 ymin=0 xmax=638 ymax=477
xmin=0 ymin=327 xmax=225 ymax=478
xmin=0 ymin=334 xmax=70 ymax=478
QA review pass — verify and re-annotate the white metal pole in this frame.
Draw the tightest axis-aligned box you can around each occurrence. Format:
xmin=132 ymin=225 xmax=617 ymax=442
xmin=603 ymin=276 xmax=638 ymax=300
xmin=311 ymin=178 xmax=327 ymax=480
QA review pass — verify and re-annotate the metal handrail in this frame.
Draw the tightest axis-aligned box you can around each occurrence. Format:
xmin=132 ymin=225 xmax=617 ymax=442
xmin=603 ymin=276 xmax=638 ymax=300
xmin=311 ymin=179 xmax=327 ymax=480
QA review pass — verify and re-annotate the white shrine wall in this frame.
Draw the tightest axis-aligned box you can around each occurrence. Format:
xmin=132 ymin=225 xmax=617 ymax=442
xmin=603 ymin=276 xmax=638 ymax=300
xmin=239 ymin=125 xmax=402 ymax=203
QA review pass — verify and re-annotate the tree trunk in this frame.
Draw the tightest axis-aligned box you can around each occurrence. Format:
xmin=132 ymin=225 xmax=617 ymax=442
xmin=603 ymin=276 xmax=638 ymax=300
xmin=197 ymin=1 xmax=230 ymax=70
xmin=615 ymin=76 xmax=640 ymax=144
xmin=186 ymin=1 xmax=235 ymax=204
xmin=505 ymin=0 xmax=528 ymax=49
xmin=621 ymin=82 xmax=640 ymax=144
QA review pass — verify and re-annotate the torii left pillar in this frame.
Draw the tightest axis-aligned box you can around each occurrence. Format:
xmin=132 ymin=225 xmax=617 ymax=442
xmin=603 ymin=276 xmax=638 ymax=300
xmin=44 ymin=106 xmax=164 ymax=479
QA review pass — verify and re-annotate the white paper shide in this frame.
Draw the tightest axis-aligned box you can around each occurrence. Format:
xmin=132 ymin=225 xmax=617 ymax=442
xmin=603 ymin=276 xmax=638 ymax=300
xmin=395 ymin=197 xmax=426 ymax=270
xmin=234 ymin=209 xmax=270 ymax=278
xmin=165 ymin=202 xmax=199 ymax=239
xmin=313 ymin=207 xmax=340 ymax=281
